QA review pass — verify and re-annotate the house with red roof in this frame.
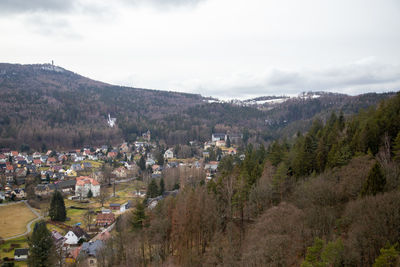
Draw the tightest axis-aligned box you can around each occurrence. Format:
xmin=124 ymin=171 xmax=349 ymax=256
xmin=33 ymin=159 xmax=42 ymax=167
xmin=47 ymin=157 xmax=57 ymax=165
xmin=96 ymin=213 xmax=115 ymax=227
xmin=75 ymin=176 xmax=100 ymax=197
xmin=5 ymin=163 xmax=14 ymax=173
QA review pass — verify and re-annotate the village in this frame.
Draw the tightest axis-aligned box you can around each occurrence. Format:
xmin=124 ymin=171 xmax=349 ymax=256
xmin=0 ymin=131 xmax=242 ymax=266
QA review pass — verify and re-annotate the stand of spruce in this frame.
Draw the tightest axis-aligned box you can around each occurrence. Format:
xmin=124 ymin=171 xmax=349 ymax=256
xmin=28 ymin=221 xmax=55 ymax=266
xmin=49 ymin=190 xmax=66 ymax=222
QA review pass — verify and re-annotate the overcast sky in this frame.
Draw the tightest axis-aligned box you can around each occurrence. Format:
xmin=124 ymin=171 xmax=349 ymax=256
xmin=1 ymin=0 xmax=399 ymax=99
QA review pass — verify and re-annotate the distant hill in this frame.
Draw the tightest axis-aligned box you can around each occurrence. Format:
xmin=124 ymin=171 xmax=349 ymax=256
xmin=0 ymin=63 xmax=396 ymax=150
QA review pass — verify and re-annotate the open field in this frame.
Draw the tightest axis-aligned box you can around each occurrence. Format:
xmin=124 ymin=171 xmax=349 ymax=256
xmin=0 ymin=203 xmax=37 ymax=239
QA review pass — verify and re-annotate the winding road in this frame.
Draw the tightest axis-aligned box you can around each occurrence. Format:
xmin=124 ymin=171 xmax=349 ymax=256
xmin=3 ymin=200 xmax=43 ymax=241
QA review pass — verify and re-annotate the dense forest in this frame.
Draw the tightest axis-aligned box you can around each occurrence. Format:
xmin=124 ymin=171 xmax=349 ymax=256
xmin=93 ymin=93 xmax=400 ymax=266
xmin=0 ymin=63 xmax=394 ymax=150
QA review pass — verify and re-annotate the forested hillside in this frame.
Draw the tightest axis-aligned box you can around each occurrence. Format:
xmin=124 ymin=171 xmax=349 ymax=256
xmin=0 ymin=63 xmax=395 ymax=150
xmin=99 ymin=92 xmax=400 ymax=266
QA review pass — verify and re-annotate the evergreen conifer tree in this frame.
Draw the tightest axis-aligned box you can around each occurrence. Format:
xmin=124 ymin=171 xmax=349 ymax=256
xmin=49 ymin=190 xmax=66 ymax=221
xmin=146 ymin=179 xmax=159 ymax=198
xmin=87 ymin=189 xmax=93 ymax=198
xmin=138 ymin=155 xmax=146 ymax=171
xmin=361 ymin=162 xmax=386 ymax=196
xmin=226 ymin=135 xmax=231 ymax=148
xmin=131 ymin=202 xmax=146 ymax=231
xmin=159 ymin=177 xmax=165 ymax=195
xmin=28 ymin=221 xmax=54 ymax=267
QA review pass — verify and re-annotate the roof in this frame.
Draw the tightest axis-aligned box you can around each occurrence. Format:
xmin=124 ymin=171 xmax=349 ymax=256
xmin=76 ymin=176 xmax=99 ymax=186
xmin=47 ymin=157 xmax=57 ymax=162
xmin=14 ymin=248 xmax=29 ymax=257
xmin=36 ymin=183 xmax=56 ymax=191
xmin=55 ymin=179 xmax=76 ymax=189
xmin=212 ymin=133 xmax=226 ymax=138
xmin=80 ymin=240 xmax=104 ymax=257
xmin=72 ymin=226 xmax=87 ymax=238
xmin=97 ymin=213 xmax=115 ymax=221
xmin=51 ymin=230 xmax=65 ymax=242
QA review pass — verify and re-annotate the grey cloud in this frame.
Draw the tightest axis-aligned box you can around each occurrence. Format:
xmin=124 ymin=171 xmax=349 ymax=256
xmin=0 ymin=0 xmax=75 ymax=14
xmin=24 ymin=15 xmax=82 ymax=39
xmin=192 ymin=60 xmax=400 ymax=99
xmin=122 ymin=0 xmax=206 ymax=8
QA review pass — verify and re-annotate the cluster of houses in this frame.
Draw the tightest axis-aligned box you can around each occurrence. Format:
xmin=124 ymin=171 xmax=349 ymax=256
xmin=0 ymin=130 xmax=242 ymax=195
xmin=12 ymin=199 xmax=133 ymax=265
xmin=2 ymin=131 xmax=246 ymax=266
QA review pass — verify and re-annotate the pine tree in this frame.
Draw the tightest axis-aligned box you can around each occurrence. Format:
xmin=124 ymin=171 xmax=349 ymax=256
xmin=361 ymin=162 xmax=386 ymax=196
xmin=159 ymin=177 xmax=165 ymax=195
xmin=146 ymin=179 xmax=159 ymax=198
xmin=49 ymin=190 xmax=66 ymax=222
xmin=28 ymin=221 xmax=54 ymax=267
xmin=138 ymin=155 xmax=146 ymax=171
xmin=87 ymin=189 xmax=93 ymax=198
xmin=131 ymin=202 xmax=146 ymax=231
xmin=226 ymin=135 xmax=231 ymax=148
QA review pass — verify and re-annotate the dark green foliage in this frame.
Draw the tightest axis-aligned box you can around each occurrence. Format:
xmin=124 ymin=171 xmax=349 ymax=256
xmin=87 ymin=189 xmax=93 ymax=198
xmin=361 ymin=162 xmax=386 ymax=196
xmin=147 ymin=180 xmax=159 ymax=198
xmin=226 ymin=135 xmax=231 ymax=148
xmin=159 ymin=178 xmax=165 ymax=195
xmin=156 ymin=149 xmax=165 ymax=165
xmin=138 ymin=155 xmax=146 ymax=171
xmin=373 ymin=244 xmax=399 ymax=267
xmin=173 ymin=182 xmax=180 ymax=190
xmin=267 ymin=141 xmax=286 ymax=166
xmin=49 ymin=190 xmax=66 ymax=222
xmin=28 ymin=221 xmax=54 ymax=267
xmin=131 ymin=202 xmax=146 ymax=231
xmin=301 ymin=238 xmax=344 ymax=267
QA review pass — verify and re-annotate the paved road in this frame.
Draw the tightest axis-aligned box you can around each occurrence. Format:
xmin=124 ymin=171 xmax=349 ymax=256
xmin=3 ymin=200 xmax=43 ymax=241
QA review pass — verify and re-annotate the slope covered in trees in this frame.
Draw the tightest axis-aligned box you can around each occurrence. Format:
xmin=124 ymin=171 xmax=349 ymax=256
xmin=0 ymin=63 xmax=395 ymax=150
xmin=97 ymin=92 xmax=400 ymax=266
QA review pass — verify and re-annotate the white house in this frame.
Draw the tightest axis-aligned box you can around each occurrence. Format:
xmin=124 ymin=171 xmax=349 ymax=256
xmin=75 ymin=176 xmax=100 ymax=198
xmin=164 ymin=149 xmax=174 ymax=159
xmin=14 ymin=248 xmax=29 ymax=261
xmin=64 ymin=226 xmax=88 ymax=245
xmin=211 ymin=133 xmax=226 ymax=142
